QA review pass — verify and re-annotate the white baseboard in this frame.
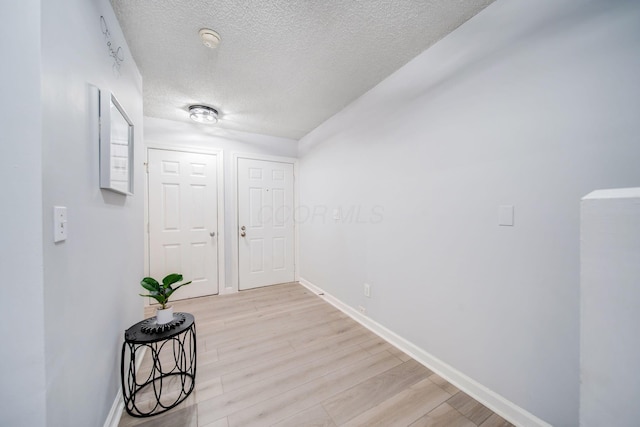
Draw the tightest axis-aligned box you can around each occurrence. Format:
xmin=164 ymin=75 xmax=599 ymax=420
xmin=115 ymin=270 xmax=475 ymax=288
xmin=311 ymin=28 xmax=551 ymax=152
xmin=103 ymin=388 xmax=124 ymax=427
xmin=299 ymin=277 xmax=551 ymax=427
xmin=103 ymin=346 xmax=147 ymax=427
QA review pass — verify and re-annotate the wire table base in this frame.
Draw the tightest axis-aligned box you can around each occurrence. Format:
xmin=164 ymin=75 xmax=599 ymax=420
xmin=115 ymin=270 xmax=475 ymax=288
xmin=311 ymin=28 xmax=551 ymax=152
xmin=121 ymin=313 xmax=196 ymax=418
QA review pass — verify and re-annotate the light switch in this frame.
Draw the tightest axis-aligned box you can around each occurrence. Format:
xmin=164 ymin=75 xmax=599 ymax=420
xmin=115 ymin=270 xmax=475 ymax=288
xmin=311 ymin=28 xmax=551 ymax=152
xmin=54 ymin=206 xmax=67 ymax=242
xmin=498 ymin=205 xmax=514 ymax=226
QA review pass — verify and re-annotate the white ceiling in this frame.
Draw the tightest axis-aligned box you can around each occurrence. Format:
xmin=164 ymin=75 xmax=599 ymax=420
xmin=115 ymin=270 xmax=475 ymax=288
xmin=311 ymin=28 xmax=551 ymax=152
xmin=110 ymin=0 xmax=494 ymax=140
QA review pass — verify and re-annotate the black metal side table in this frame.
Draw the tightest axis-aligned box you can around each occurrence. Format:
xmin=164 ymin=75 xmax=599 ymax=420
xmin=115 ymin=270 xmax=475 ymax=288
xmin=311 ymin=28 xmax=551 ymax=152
xmin=121 ymin=312 xmax=196 ymax=417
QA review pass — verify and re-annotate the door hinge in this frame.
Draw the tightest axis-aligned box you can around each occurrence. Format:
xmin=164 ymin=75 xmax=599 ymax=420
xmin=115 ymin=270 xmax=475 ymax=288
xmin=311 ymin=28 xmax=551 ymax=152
xmin=144 ymin=162 xmax=149 ymax=173
xmin=147 ymin=222 xmax=150 ymax=233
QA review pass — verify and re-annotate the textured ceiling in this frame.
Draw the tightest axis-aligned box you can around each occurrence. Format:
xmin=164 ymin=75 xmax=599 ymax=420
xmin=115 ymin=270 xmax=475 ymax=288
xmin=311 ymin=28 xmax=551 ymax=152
xmin=111 ymin=0 xmax=494 ymax=140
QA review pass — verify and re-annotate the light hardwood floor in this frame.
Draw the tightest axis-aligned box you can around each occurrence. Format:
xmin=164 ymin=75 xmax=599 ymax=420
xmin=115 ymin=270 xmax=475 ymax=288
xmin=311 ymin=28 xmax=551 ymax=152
xmin=119 ymin=283 xmax=514 ymax=427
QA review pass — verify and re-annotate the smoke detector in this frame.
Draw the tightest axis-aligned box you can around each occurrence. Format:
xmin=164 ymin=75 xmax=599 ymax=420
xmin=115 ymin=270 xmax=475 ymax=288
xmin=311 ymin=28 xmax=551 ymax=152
xmin=199 ymin=29 xmax=221 ymax=49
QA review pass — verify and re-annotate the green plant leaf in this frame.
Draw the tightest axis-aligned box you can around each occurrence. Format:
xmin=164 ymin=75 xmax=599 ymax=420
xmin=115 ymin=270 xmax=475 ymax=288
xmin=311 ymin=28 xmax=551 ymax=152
xmin=140 ymin=274 xmax=189 ymax=309
xmin=165 ymin=281 xmax=192 ymax=299
xmin=162 ymin=273 xmax=183 ymax=289
xmin=141 ymin=277 xmax=160 ymax=292
xmin=172 ymin=281 xmax=192 ymax=291
xmin=139 ymin=293 xmax=167 ymax=307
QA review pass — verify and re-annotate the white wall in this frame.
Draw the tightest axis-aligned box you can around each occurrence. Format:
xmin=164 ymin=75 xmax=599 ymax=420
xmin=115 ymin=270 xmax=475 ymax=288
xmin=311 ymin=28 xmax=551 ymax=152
xmin=41 ymin=0 xmax=144 ymax=425
xmin=145 ymin=117 xmax=298 ymax=289
xmin=0 ymin=1 xmax=47 ymax=426
xmin=580 ymin=188 xmax=640 ymax=427
xmin=298 ymin=0 xmax=640 ymax=425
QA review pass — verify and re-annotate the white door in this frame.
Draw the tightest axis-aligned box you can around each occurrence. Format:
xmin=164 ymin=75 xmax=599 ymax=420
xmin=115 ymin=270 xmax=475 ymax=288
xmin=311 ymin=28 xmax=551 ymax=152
xmin=148 ymin=149 xmax=219 ymax=300
xmin=238 ymin=158 xmax=295 ymax=290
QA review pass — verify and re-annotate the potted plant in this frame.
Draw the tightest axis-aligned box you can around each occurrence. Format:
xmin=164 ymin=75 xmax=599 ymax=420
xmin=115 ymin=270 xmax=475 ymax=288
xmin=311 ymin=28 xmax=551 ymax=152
xmin=140 ymin=273 xmax=192 ymax=324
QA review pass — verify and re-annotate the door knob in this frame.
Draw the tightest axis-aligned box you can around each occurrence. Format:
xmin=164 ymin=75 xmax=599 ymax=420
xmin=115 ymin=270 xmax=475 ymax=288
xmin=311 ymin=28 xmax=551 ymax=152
xmin=240 ymin=231 xmax=246 ymax=237
xmin=241 ymin=226 xmax=246 ymax=231
xmin=209 ymin=231 xmax=215 ymax=237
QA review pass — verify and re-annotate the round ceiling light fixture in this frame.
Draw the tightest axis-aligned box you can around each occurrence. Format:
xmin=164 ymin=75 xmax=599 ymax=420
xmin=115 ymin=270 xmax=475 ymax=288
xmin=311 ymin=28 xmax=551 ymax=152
xmin=199 ymin=28 xmax=221 ymax=49
xmin=189 ymin=105 xmax=219 ymax=123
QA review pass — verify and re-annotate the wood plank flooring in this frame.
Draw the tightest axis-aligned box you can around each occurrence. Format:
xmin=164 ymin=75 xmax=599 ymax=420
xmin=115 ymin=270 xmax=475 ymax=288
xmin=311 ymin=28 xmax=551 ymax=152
xmin=119 ymin=283 xmax=514 ymax=427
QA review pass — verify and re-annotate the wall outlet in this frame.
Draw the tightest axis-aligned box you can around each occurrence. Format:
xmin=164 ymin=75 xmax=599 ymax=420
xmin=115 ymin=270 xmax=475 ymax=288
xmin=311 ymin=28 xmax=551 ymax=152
xmin=358 ymin=305 xmax=366 ymax=314
xmin=364 ymin=283 xmax=371 ymax=298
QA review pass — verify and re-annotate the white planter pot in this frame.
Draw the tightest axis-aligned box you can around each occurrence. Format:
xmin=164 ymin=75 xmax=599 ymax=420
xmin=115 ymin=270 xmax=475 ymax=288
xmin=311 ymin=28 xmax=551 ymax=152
xmin=156 ymin=306 xmax=174 ymax=325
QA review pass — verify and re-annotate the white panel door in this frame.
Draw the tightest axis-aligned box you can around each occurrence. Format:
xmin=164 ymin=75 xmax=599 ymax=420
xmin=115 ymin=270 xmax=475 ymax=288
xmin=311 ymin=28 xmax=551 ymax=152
xmin=238 ymin=158 xmax=295 ymax=290
xmin=149 ymin=149 xmax=219 ymax=300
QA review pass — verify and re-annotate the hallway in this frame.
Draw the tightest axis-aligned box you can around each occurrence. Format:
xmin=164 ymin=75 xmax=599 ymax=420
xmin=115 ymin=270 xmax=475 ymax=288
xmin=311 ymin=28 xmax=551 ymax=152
xmin=119 ymin=283 xmax=513 ymax=427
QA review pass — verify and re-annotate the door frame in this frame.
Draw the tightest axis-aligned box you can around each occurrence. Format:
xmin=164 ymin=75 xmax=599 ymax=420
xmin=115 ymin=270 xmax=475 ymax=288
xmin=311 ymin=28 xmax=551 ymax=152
xmin=144 ymin=143 xmax=226 ymax=303
xmin=231 ymin=152 xmax=299 ymax=293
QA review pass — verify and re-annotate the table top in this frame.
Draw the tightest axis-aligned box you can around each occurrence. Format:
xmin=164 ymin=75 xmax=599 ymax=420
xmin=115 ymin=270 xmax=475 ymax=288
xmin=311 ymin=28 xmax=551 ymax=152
xmin=124 ymin=312 xmax=195 ymax=344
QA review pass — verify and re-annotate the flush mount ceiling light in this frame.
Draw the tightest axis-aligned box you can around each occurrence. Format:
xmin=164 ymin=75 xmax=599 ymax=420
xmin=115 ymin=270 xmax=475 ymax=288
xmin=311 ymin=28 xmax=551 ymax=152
xmin=189 ymin=105 xmax=219 ymax=123
xmin=199 ymin=28 xmax=221 ymax=49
